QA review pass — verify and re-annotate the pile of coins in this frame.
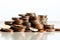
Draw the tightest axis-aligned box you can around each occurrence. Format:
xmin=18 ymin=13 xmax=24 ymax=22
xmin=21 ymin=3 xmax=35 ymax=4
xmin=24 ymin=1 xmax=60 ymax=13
xmin=0 ymin=13 xmax=59 ymax=32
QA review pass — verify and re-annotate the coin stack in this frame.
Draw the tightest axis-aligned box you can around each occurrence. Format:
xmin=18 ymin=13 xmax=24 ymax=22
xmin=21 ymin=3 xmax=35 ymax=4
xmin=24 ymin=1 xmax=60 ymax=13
xmin=44 ymin=24 xmax=55 ymax=32
xmin=0 ymin=28 xmax=13 ymax=32
xmin=55 ymin=28 xmax=60 ymax=31
xmin=0 ymin=13 xmax=56 ymax=32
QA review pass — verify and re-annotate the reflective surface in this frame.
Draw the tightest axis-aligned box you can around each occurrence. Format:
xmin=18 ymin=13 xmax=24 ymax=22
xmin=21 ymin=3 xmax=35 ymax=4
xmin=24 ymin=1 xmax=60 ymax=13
xmin=0 ymin=32 xmax=60 ymax=40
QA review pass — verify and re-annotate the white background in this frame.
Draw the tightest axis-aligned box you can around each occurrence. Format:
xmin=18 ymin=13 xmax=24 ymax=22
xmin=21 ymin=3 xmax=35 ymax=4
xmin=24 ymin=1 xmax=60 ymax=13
xmin=0 ymin=0 xmax=60 ymax=21
xmin=0 ymin=0 xmax=60 ymax=28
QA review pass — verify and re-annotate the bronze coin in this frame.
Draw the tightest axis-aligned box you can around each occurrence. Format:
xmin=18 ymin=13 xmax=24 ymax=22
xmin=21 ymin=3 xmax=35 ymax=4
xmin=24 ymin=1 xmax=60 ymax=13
xmin=44 ymin=24 xmax=54 ymax=29
xmin=12 ymin=17 xmax=19 ymax=20
xmin=55 ymin=28 xmax=60 ymax=31
xmin=5 ymin=21 xmax=13 ymax=25
xmin=1 ymin=28 xmax=13 ymax=32
xmin=45 ymin=29 xmax=55 ymax=32
xmin=25 ymin=13 xmax=36 ymax=17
